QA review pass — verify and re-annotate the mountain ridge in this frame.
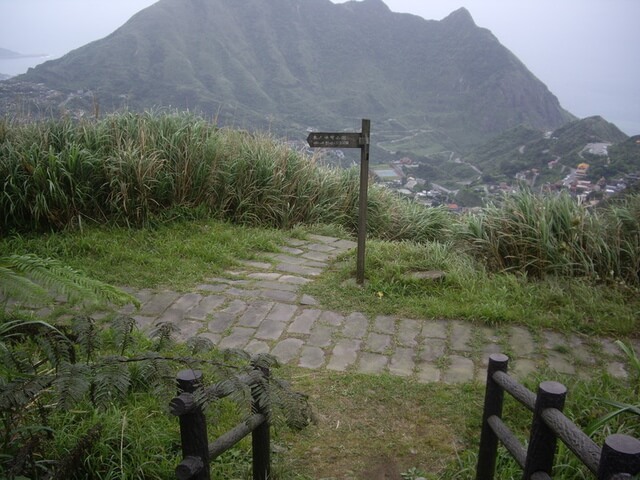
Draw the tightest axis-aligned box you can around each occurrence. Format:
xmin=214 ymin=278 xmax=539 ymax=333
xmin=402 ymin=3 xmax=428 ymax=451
xmin=1 ymin=0 xmax=573 ymax=153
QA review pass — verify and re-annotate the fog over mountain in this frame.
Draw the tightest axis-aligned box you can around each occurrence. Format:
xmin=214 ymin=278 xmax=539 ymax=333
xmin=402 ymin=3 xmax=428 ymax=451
xmin=0 ymin=0 xmax=638 ymax=134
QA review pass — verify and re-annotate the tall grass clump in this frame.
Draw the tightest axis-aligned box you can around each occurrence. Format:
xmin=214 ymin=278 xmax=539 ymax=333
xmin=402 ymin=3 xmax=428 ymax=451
xmin=367 ymin=186 xmax=452 ymax=243
xmin=1 ymin=112 xmax=451 ymax=242
xmin=461 ymin=189 xmax=640 ymax=286
xmin=595 ymin=194 xmax=640 ymax=286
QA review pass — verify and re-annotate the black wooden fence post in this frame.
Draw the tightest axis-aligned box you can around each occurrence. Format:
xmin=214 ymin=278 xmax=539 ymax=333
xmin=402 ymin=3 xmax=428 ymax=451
xmin=597 ymin=433 xmax=640 ymax=479
xmin=523 ymin=381 xmax=567 ymax=479
xmin=251 ymin=364 xmax=271 ymax=480
xmin=476 ymin=353 xmax=509 ymax=480
xmin=172 ymin=370 xmax=210 ymax=480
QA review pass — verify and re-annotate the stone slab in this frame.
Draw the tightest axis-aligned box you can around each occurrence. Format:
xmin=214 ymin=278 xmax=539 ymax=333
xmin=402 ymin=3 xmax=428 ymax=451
xmin=421 ymin=320 xmax=448 ymax=339
xmin=420 ymin=339 xmax=446 ymax=362
xmin=342 ymin=312 xmax=369 ymax=339
xmin=327 ymin=339 xmax=361 ymax=371
xmin=319 ymin=311 xmax=344 ymax=327
xmin=239 ymin=302 xmax=274 ymax=327
xmin=366 ymin=332 xmax=391 ymax=354
xmin=208 ymin=312 xmax=237 ymax=333
xmin=289 ymin=309 xmax=321 ymax=334
xmin=443 ymin=355 xmax=475 ymax=384
xmin=509 ymin=326 xmax=536 ymax=357
xmin=256 ymin=320 xmax=288 ymax=341
xmin=259 ymin=289 xmax=299 ymax=303
xmin=417 ymin=363 xmax=441 ymax=383
xmin=373 ymin=315 xmax=396 ymax=335
xmin=271 ymin=338 xmax=304 ymax=364
xmin=218 ymin=327 xmax=255 ymax=350
xmin=186 ymin=295 xmax=226 ymax=320
xmin=276 ymin=264 xmax=323 ymax=277
xmin=389 ymin=347 xmax=415 ymax=377
xmin=299 ymin=346 xmax=326 ymax=369
xmin=266 ymin=303 xmax=298 ymax=323
xmin=358 ymin=352 xmax=388 ymax=374
xmin=450 ymin=321 xmax=473 ymax=352
xmin=397 ymin=319 xmax=421 ymax=347
xmin=308 ymin=324 xmax=335 ymax=348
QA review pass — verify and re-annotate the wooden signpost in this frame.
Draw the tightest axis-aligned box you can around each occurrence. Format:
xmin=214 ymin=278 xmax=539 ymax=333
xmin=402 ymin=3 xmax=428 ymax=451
xmin=307 ymin=119 xmax=370 ymax=284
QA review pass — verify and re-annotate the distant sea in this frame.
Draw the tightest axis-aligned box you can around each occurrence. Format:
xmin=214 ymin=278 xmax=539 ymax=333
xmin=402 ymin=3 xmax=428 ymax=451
xmin=0 ymin=55 xmax=51 ymax=77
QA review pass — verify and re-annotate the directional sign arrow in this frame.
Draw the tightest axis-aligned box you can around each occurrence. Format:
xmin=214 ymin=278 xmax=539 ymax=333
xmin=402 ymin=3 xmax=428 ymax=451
xmin=307 ymin=132 xmax=362 ymax=149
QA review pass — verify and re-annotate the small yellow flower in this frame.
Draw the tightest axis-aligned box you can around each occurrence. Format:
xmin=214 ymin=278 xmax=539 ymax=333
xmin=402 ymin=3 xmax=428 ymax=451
xmin=376 ymin=291 xmax=384 ymax=299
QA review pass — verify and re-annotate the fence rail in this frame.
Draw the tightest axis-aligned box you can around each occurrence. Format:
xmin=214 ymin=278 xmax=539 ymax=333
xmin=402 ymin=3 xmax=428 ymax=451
xmin=476 ymin=353 xmax=640 ymax=480
xmin=169 ymin=364 xmax=271 ymax=480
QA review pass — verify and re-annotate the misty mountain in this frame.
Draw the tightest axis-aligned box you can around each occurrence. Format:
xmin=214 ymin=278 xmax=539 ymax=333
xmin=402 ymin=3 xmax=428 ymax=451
xmin=0 ymin=0 xmax=575 ymax=154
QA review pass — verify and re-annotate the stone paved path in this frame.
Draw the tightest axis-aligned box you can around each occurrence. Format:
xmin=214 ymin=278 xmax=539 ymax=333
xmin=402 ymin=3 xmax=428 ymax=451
xmin=120 ymin=234 xmax=637 ymax=384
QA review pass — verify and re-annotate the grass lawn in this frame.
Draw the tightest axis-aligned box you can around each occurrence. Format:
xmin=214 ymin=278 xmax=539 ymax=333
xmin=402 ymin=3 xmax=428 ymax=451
xmin=2 ymin=218 xmax=639 ymax=479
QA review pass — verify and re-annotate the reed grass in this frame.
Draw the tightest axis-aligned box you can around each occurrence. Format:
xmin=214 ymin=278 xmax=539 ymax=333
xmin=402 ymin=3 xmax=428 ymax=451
xmin=461 ymin=189 xmax=640 ymax=286
xmin=2 ymin=113 xmax=639 ymax=287
xmin=0 ymin=112 xmax=449 ymax=242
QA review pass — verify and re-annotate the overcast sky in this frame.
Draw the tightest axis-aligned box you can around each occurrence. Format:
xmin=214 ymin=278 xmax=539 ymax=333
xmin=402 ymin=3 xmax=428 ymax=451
xmin=0 ymin=0 xmax=638 ymax=134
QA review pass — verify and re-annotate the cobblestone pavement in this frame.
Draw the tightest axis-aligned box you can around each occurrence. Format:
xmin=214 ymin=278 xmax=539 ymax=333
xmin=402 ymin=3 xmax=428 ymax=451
xmin=120 ymin=234 xmax=637 ymax=384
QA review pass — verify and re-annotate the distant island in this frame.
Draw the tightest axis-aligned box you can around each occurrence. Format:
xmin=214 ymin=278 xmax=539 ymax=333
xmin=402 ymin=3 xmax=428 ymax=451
xmin=0 ymin=47 xmax=47 ymax=60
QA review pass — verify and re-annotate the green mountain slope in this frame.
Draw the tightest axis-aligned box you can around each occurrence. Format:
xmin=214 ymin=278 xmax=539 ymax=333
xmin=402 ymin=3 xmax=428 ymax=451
xmin=465 ymin=116 xmax=631 ymax=181
xmin=0 ymin=0 xmax=573 ymax=153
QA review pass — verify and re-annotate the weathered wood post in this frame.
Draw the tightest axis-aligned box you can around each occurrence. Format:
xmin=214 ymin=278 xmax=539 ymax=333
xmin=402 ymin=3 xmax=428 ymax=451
xmin=597 ymin=433 xmax=640 ymax=479
xmin=307 ymin=119 xmax=371 ymax=284
xmin=356 ymin=118 xmax=370 ymax=285
xmin=251 ymin=363 xmax=271 ymax=480
xmin=523 ymin=381 xmax=567 ymax=479
xmin=476 ymin=353 xmax=509 ymax=480
xmin=171 ymin=370 xmax=210 ymax=480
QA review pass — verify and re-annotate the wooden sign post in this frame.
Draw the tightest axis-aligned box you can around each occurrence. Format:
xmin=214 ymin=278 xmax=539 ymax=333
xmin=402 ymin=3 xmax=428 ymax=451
xmin=307 ymin=119 xmax=370 ymax=284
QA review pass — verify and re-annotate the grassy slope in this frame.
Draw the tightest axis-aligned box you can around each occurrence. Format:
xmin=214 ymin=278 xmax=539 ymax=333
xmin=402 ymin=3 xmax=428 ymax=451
xmin=2 ymin=115 xmax=639 ymax=479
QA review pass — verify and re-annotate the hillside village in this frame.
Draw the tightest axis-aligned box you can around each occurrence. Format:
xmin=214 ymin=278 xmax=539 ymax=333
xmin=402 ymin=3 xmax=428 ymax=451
xmin=362 ymin=143 xmax=639 ymax=212
xmin=374 ymin=155 xmax=640 ymax=212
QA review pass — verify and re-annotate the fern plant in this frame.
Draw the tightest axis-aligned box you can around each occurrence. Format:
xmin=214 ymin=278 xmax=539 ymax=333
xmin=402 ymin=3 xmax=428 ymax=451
xmin=0 ymin=253 xmax=139 ymax=477
xmin=0 ymin=254 xmax=310 ymax=478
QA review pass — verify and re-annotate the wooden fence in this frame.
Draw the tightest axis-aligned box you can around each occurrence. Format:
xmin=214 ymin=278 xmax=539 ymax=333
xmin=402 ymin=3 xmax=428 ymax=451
xmin=169 ymin=365 xmax=271 ymax=480
xmin=476 ymin=353 xmax=640 ymax=479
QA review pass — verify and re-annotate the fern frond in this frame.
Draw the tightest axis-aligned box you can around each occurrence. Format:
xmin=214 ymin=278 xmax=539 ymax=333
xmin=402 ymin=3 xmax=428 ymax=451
xmin=1 ymin=319 xmax=71 ymax=374
xmin=134 ymin=351 xmax=174 ymax=393
xmin=0 ymin=346 xmax=33 ymax=377
xmin=53 ymin=362 xmax=90 ymax=410
xmin=149 ymin=322 xmax=180 ymax=351
xmin=0 ymin=254 xmax=139 ymax=307
xmin=92 ymin=356 xmax=130 ymax=409
xmin=251 ymin=353 xmax=279 ymax=370
xmin=252 ymin=378 xmax=271 ymax=419
xmin=0 ymin=374 xmax=55 ymax=410
xmin=72 ymin=315 xmax=101 ymax=362
xmin=0 ymin=265 xmax=49 ymax=305
xmin=35 ymin=330 xmax=74 ymax=369
xmin=186 ymin=335 xmax=214 ymax=354
xmin=222 ymin=348 xmax=251 ymax=363
xmin=112 ymin=315 xmax=137 ymax=356
xmin=268 ymin=378 xmax=314 ymax=430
